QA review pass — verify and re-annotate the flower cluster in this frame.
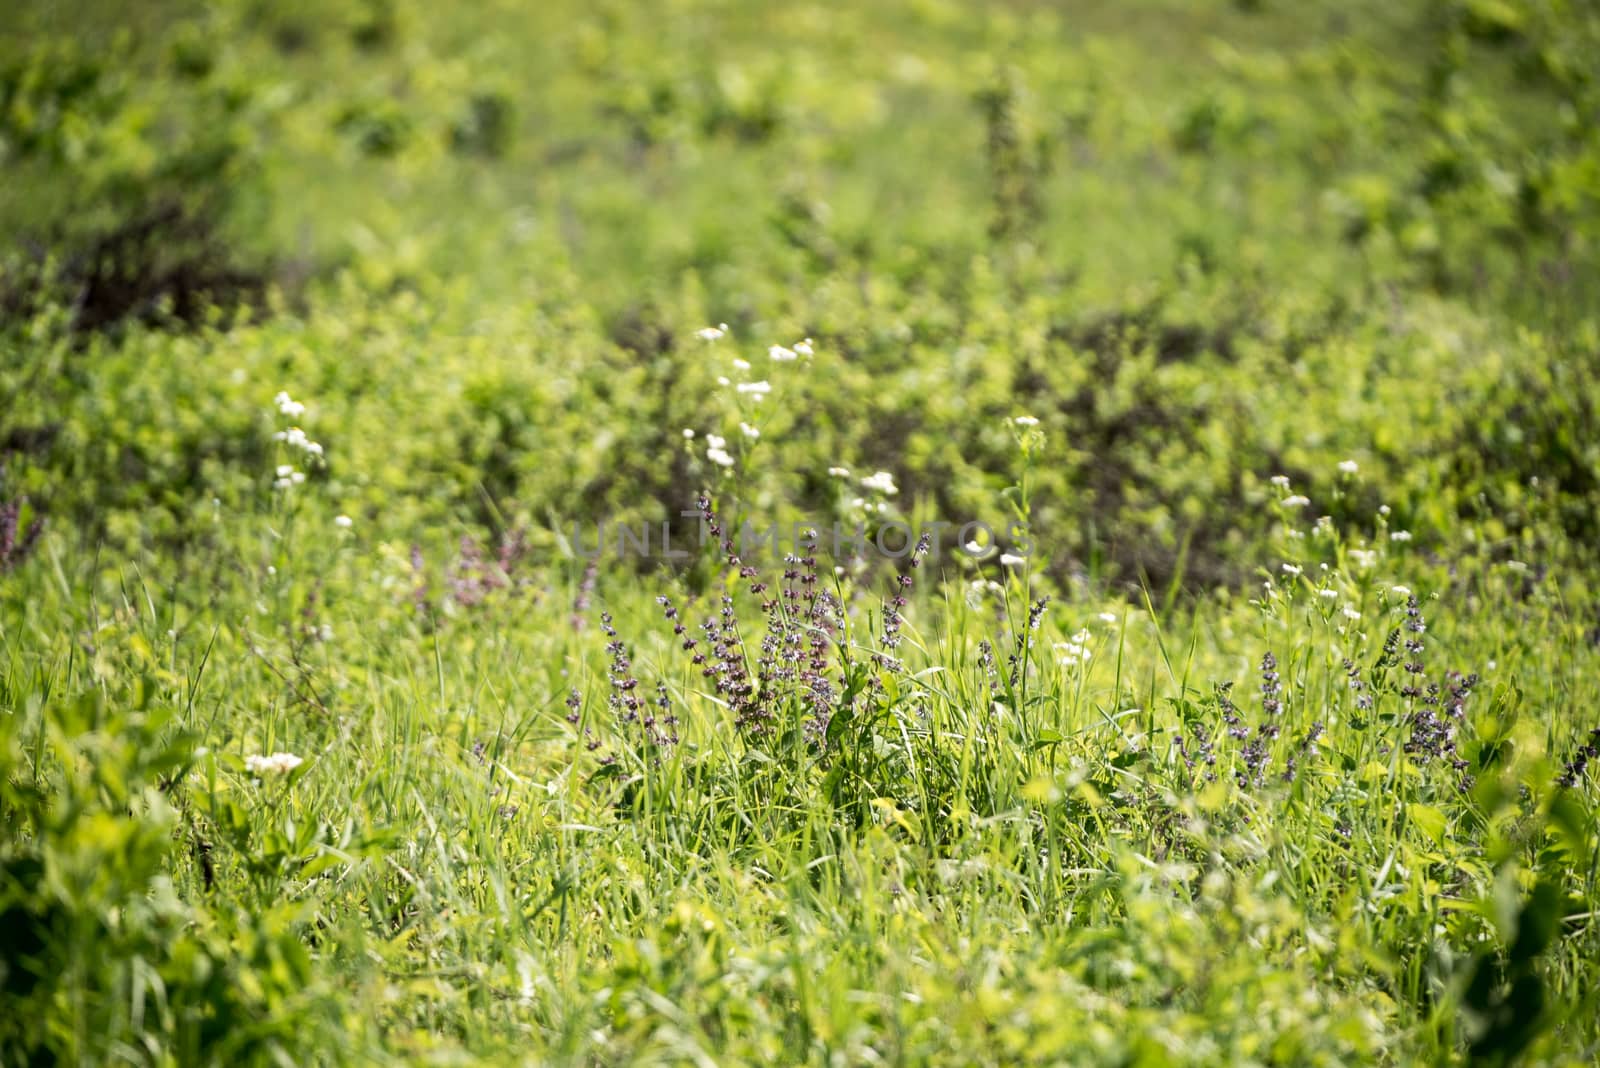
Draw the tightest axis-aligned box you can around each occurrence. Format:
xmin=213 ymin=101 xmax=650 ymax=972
xmin=1556 ymin=727 xmax=1600 ymax=788
xmin=271 ymin=391 xmax=324 ymax=490
xmin=1054 ymin=629 xmax=1092 ymax=669
xmin=245 ymin=751 xmax=304 ymax=776
xmin=1 ymin=468 xmax=44 ymax=575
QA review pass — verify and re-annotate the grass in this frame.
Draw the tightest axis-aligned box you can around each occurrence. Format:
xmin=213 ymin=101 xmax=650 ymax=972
xmin=3 ymin=0 xmax=1600 ymax=1064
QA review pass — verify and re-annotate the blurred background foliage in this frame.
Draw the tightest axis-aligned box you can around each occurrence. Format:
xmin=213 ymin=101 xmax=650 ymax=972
xmin=2 ymin=0 xmax=1598 ymax=590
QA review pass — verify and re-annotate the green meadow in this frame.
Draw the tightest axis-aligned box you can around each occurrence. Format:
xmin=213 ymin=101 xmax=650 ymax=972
xmin=3 ymin=0 xmax=1599 ymax=1063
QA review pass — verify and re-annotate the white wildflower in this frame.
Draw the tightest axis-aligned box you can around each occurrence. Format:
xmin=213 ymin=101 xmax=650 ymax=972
xmin=245 ymin=752 xmax=303 ymax=776
xmin=706 ymin=434 xmax=727 ymax=450
xmin=1338 ymin=459 xmax=1359 ymax=475
xmin=682 ymin=428 xmax=696 ymax=439
xmin=1390 ymin=585 xmax=1411 ymax=596
xmin=794 ymin=338 xmax=814 ymax=357
xmin=1055 ymin=639 xmax=1091 ymax=666
xmin=695 ymin=323 xmax=729 ymax=342
xmin=732 ymin=358 xmax=751 ymax=371
xmin=1282 ymin=495 xmax=1311 ymax=508
xmin=334 ymin=515 xmax=353 ymax=529
xmin=706 ymin=447 xmax=735 ymax=468
xmin=1098 ymin=612 xmax=1118 ymax=624
xmin=1282 ymin=563 xmax=1303 ymax=575
xmin=1270 ymin=475 xmax=1291 ymax=488
xmin=739 ymin=422 xmax=760 ymax=440
xmin=860 ymin=470 xmax=898 ymax=495
xmin=1014 ymin=415 xmax=1039 ymax=427
xmin=1390 ymin=530 xmax=1412 ymax=542
xmin=716 ymin=375 xmax=731 ymax=386
xmin=1318 ymin=588 xmax=1338 ymax=600
xmin=999 ymin=553 xmax=1026 ymax=567
xmin=736 ymin=380 xmax=772 ymax=396
xmin=768 ymin=345 xmax=797 ymax=362
xmin=1349 ymin=549 xmax=1377 ymax=569
xmin=274 ymin=391 xmax=305 ymax=418
xmin=827 ymin=466 xmax=850 ymax=478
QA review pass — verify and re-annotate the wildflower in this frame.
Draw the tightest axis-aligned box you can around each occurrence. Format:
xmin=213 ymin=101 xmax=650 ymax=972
xmin=717 ymin=376 xmax=731 ymax=386
xmin=1338 ymin=460 xmax=1359 ymax=475
xmin=732 ymin=358 xmax=752 ymax=371
xmin=860 ymin=471 xmax=898 ymax=495
xmin=1349 ymin=548 xmax=1377 ymax=569
xmin=273 ymin=391 xmax=305 ymax=418
xmin=1260 ymin=652 xmax=1282 ymax=717
xmin=739 ymin=422 xmax=760 ymax=440
xmin=1098 ymin=611 xmax=1118 ymax=623
xmin=1390 ymin=530 xmax=1412 ymax=542
xmin=999 ymin=553 xmax=1026 ymax=567
xmin=1282 ymin=495 xmax=1311 ymax=508
xmin=736 ymin=380 xmax=772 ymax=396
xmin=964 ymin=540 xmax=991 ymax=556
xmin=1390 ymin=585 xmax=1412 ymax=596
xmin=828 ymin=466 xmax=850 ymax=478
xmin=695 ymin=323 xmax=729 ymax=341
xmin=1014 ymin=415 xmax=1039 ymax=427
xmin=706 ymin=447 xmax=735 ymax=468
xmin=1318 ymin=588 xmax=1338 ymax=599
xmin=1378 ymin=504 xmax=1391 ymax=516
xmin=335 ymin=514 xmax=353 ymax=529
xmin=769 ymin=345 xmax=797 ymax=361
xmin=1055 ymin=639 xmax=1091 ymax=666
xmin=1282 ymin=563 xmax=1303 ymax=575
xmin=683 ymin=428 xmax=696 ymax=439
xmin=1342 ymin=605 xmax=1361 ymax=621
xmin=245 ymin=752 xmax=304 ymax=776
xmin=794 ymin=338 xmax=814 ymax=357
xmin=1270 ymin=475 xmax=1291 ymax=488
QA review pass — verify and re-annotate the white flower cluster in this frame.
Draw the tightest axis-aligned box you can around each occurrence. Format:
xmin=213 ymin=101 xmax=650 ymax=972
xmin=1055 ymin=629 xmax=1093 ymax=667
xmin=274 ymin=425 xmax=323 ymax=458
xmin=768 ymin=338 xmax=813 ymax=361
xmin=272 ymin=391 xmax=323 ymax=490
xmin=704 ymin=433 xmax=734 ymax=469
xmin=859 ymin=470 xmax=898 ymax=495
xmin=245 ymin=751 xmax=304 ymax=776
xmin=965 ymin=576 xmax=1005 ymax=607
